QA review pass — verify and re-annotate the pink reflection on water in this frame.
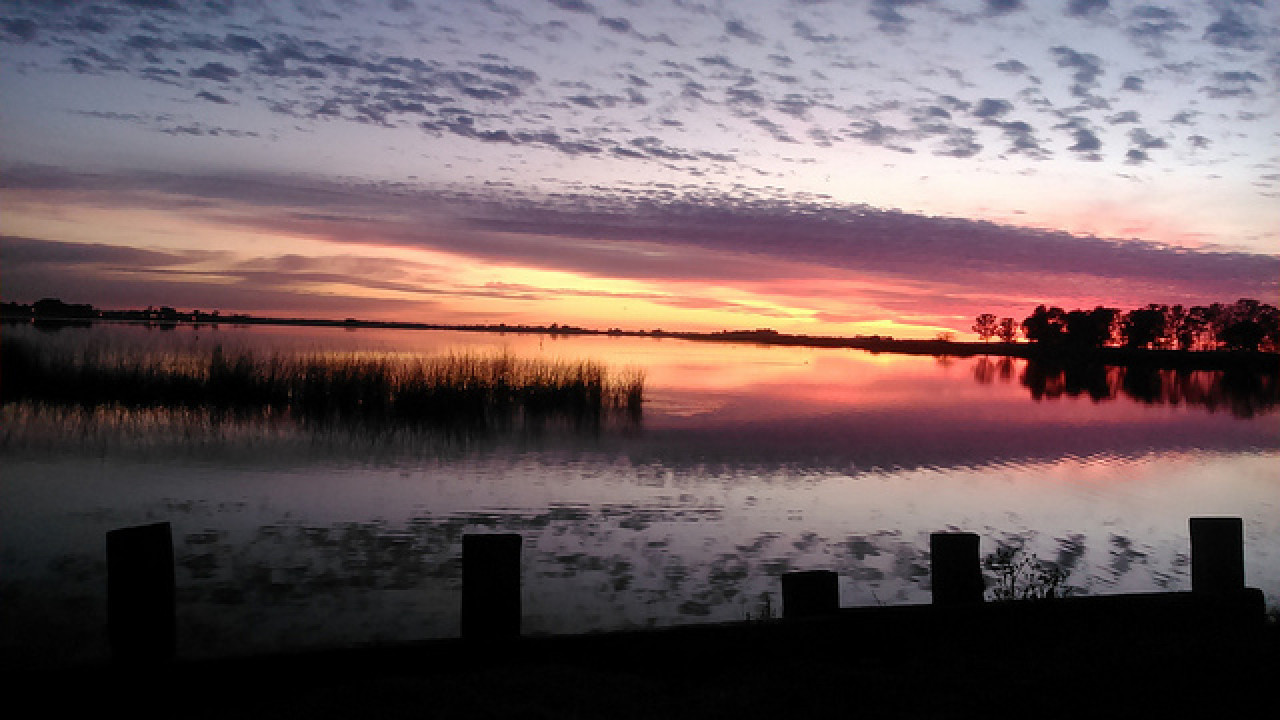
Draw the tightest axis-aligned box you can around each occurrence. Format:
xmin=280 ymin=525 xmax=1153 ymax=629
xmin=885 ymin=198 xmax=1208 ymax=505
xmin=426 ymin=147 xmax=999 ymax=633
xmin=3 ymin=323 xmax=1278 ymax=669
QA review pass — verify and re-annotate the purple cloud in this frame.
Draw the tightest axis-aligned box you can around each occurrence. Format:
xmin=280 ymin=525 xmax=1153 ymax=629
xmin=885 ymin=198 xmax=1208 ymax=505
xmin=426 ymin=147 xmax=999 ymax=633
xmin=7 ymin=166 xmax=1271 ymax=308
xmin=189 ymin=61 xmax=239 ymax=83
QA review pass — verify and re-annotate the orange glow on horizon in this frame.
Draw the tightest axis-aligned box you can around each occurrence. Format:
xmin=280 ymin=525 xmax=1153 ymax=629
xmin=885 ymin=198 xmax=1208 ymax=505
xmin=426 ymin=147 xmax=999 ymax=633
xmin=3 ymin=192 xmax=968 ymax=337
xmin=9 ymin=181 xmax=1253 ymax=342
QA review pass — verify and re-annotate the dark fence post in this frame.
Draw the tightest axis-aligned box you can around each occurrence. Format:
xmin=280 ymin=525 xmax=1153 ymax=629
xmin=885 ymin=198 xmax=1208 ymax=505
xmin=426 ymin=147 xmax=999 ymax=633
xmin=781 ymin=570 xmax=839 ymax=619
xmin=1190 ymin=517 xmax=1244 ymax=594
xmin=462 ymin=533 xmax=522 ymax=640
xmin=930 ymin=532 xmax=983 ymax=605
xmin=107 ymin=522 xmax=175 ymax=663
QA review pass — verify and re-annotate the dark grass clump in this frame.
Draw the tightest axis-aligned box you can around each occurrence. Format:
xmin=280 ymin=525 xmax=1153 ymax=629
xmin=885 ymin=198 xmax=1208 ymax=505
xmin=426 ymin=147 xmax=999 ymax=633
xmin=0 ymin=337 xmax=644 ymax=431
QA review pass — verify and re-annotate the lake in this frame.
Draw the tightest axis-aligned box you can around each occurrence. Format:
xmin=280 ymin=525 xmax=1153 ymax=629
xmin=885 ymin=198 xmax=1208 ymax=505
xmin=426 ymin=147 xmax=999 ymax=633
xmin=2 ymin=321 xmax=1277 ymax=669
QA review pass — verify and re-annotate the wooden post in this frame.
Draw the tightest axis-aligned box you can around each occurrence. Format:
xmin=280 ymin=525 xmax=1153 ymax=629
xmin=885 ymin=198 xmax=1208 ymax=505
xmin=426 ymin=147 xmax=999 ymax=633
xmin=781 ymin=570 xmax=839 ymax=619
xmin=107 ymin=522 xmax=175 ymax=663
xmin=462 ymin=533 xmax=522 ymax=639
xmin=930 ymin=532 xmax=983 ymax=605
xmin=1190 ymin=517 xmax=1244 ymax=594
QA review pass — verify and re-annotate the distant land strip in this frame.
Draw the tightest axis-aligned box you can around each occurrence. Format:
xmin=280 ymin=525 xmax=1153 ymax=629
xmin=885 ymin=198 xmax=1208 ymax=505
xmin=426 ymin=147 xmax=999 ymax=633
xmin=4 ymin=302 xmax=1275 ymax=372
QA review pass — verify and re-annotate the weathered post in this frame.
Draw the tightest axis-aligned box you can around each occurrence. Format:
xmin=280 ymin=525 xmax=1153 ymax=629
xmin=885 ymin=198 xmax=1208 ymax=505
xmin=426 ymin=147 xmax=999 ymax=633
xmin=1190 ymin=517 xmax=1244 ymax=594
xmin=781 ymin=570 xmax=839 ymax=619
xmin=930 ymin=532 xmax=983 ymax=605
xmin=462 ymin=533 xmax=522 ymax=639
xmin=107 ymin=522 xmax=176 ymax=663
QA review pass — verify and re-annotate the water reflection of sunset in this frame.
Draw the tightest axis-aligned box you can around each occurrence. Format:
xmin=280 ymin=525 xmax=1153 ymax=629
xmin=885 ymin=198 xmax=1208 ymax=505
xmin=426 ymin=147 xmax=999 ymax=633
xmin=13 ymin=322 xmax=1272 ymax=472
xmin=4 ymin=0 xmax=1279 ymax=677
xmin=4 ymin=322 xmax=1277 ymax=670
xmin=18 ymin=323 xmax=1273 ymax=426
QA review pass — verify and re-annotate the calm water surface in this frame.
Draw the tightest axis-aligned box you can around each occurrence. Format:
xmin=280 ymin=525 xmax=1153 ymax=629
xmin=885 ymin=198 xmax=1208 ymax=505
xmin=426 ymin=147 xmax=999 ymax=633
xmin=2 ymin=322 xmax=1277 ymax=668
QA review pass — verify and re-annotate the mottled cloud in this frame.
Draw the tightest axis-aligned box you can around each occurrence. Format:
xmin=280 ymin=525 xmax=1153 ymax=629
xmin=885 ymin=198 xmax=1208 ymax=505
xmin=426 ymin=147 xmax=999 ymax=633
xmin=869 ymin=0 xmax=927 ymax=35
xmin=1058 ymin=116 xmax=1102 ymax=158
xmin=549 ymin=0 xmax=596 ymax=15
xmin=1203 ymin=2 xmax=1260 ymax=50
xmin=724 ymin=19 xmax=763 ymax=44
xmin=974 ymin=98 xmax=1013 ymax=119
xmin=1201 ymin=70 xmax=1263 ymax=98
xmin=598 ymin=16 xmax=631 ymax=34
xmin=1126 ymin=5 xmax=1189 ymax=57
xmin=2 ymin=0 xmax=1274 ymax=179
xmin=2 ymin=17 xmax=38 ymax=42
xmin=984 ymin=0 xmax=1025 ymax=17
xmin=994 ymin=59 xmax=1029 ymax=74
xmin=1051 ymin=45 xmax=1107 ymax=107
xmin=792 ymin=20 xmax=837 ymax=44
xmin=1120 ymin=74 xmax=1144 ymax=91
xmin=971 ymin=98 xmax=1045 ymax=157
xmin=196 ymin=89 xmax=229 ymax=104
xmin=1065 ymin=0 xmax=1109 ymax=17
xmin=1128 ymin=127 xmax=1167 ymax=150
xmin=189 ymin=61 xmax=239 ymax=83
xmin=1125 ymin=126 xmax=1167 ymax=163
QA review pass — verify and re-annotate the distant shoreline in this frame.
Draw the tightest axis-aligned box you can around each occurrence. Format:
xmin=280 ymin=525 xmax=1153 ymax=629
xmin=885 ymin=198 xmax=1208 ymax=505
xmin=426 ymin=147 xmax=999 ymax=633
xmin=4 ymin=314 xmax=1277 ymax=372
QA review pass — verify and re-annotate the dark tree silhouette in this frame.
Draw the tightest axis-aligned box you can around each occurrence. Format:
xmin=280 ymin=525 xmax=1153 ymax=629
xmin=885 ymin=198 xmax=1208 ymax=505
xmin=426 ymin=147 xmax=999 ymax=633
xmin=1000 ymin=298 xmax=1276 ymax=353
xmin=1021 ymin=305 xmax=1066 ymax=345
xmin=1063 ymin=307 xmax=1118 ymax=349
xmin=32 ymin=297 xmax=98 ymax=319
xmin=996 ymin=317 xmax=1018 ymax=343
xmin=1182 ymin=305 xmax=1217 ymax=350
xmin=1121 ymin=306 xmax=1166 ymax=349
xmin=1162 ymin=304 xmax=1189 ymax=349
xmin=972 ymin=313 xmax=998 ymax=342
xmin=1219 ymin=299 xmax=1280 ymax=351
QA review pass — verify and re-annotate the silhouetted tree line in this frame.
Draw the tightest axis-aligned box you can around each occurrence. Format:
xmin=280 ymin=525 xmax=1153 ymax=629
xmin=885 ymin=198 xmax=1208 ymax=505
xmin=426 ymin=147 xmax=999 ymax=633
xmin=975 ymin=299 xmax=1279 ymax=352
xmin=1 ymin=297 xmax=102 ymax=319
xmin=2 ymin=298 xmax=241 ymax=324
xmin=971 ymin=313 xmax=1018 ymax=344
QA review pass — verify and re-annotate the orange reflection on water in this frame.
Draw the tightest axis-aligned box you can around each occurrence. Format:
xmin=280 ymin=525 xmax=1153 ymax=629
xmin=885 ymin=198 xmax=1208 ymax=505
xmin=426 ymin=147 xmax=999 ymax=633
xmin=12 ymin=322 xmax=1275 ymax=430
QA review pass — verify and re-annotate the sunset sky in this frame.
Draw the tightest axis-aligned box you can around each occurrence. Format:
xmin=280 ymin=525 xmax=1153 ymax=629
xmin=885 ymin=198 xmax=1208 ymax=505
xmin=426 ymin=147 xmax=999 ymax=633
xmin=2 ymin=0 xmax=1277 ymax=338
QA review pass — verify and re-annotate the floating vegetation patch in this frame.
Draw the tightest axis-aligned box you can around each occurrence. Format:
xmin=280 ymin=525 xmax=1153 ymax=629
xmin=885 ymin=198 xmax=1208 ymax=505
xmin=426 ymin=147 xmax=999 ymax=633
xmin=1 ymin=337 xmax=644 ymax=438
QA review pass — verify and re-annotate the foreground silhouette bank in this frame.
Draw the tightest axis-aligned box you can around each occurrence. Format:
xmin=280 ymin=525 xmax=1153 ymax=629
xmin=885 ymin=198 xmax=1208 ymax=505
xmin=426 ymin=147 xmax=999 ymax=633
xmin=18 ymin=513 xmax=1275 ymax=719
xmin=104 ymin=515 xmax=1264 ymax=664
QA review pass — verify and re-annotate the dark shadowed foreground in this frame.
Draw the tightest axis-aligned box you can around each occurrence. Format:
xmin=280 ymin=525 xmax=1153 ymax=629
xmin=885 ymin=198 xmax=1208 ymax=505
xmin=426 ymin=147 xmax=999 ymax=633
xmin=19 ymin=598 xmax=1278 ymax=719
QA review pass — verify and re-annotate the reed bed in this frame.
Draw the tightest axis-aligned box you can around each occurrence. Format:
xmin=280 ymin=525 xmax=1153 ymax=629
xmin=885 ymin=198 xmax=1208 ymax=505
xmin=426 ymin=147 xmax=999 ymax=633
xmin=0 ymin=337 xmax=644 ymax=431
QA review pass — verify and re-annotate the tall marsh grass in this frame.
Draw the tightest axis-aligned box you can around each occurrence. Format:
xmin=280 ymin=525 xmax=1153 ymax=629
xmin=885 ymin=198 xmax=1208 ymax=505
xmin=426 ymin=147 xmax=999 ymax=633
xmin=1 ymin=337 xmax=644 ymax=432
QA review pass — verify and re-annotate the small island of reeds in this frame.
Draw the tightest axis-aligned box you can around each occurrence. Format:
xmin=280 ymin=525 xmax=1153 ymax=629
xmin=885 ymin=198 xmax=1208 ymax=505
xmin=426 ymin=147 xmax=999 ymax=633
xmin=0 ymin=337 xmax=644 ymax=432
